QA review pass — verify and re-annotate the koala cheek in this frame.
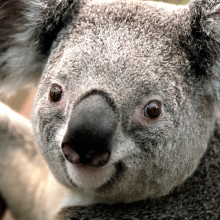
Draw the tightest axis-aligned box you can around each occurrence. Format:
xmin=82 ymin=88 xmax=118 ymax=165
xmin=56 ymin=124 xmax=68 ymax=147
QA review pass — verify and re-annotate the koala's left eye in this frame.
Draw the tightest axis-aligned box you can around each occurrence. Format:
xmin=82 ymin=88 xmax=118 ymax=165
xmin=144 ymin=101 xmax=161 ymax=119
xmin=50 ymin=84 xmax=63 ymax=102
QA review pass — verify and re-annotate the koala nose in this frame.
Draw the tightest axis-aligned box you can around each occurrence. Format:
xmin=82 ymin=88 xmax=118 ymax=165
xmin=62 ymin=94 xmax=116 ymax=168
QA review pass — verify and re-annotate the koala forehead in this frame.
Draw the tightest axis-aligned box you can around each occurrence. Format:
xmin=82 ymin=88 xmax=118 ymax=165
xmin=43 ymin=0 xmax=190 ymax=107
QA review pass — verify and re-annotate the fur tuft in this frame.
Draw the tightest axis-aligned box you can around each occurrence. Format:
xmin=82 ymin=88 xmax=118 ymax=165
xmin=180 ymin=0 xmax=220 ymax=77
xmin=30 ymin=0 xmax=83 ymax=55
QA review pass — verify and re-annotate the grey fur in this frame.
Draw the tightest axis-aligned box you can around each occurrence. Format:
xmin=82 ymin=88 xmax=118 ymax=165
xmin=0 ymin=0 xmax=220 ymax=219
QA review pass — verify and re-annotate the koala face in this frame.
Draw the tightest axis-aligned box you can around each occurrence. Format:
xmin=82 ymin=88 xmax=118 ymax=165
xmin=31 ymin=0 xmax=218 ymax=203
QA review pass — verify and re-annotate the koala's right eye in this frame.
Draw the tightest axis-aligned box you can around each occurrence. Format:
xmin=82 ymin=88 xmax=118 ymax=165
xmin=144 ymin=101 xmax=161 ymax=119
xmin=50 ymin=84 xmax=63 ymax=102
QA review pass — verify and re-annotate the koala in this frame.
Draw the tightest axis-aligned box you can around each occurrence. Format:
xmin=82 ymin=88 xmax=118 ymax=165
xmin=0 ymin=0 xmax=220 ymax=219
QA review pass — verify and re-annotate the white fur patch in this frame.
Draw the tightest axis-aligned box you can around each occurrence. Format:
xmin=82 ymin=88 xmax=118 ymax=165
xmin=66 ymin=162 xmax=116 ymax=189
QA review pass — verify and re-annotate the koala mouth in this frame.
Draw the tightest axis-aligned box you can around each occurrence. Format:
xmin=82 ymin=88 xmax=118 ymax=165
xmin=65 ymin=159 xmax=117 ymax=189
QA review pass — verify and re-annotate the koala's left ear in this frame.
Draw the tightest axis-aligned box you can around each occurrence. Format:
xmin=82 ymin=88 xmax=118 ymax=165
xmin=182 ymin=0 xmax=220 ymax=77
xmin=0 ymin=0 xmax=82 ymax=95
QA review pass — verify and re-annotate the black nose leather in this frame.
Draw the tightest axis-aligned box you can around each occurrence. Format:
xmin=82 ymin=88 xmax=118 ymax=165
xmin=62 ymin=95 xmax=116 ymax=167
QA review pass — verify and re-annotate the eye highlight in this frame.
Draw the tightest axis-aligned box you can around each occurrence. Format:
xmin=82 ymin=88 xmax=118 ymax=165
xmin=50 ymin=84 xmax=63 ymax=102
xmin=144 ymin=101 xmax=161 ymax=119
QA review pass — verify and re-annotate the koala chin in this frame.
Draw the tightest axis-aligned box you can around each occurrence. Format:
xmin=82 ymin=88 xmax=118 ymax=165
xmin=0 ymin=0 xmax=220 ymax=219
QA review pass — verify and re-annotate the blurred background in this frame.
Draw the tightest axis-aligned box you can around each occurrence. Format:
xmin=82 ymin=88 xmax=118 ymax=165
xmin=154 ymin=0 xmax=189 ymax=4
xmin=1 ymin=0 xmax=190 ymax=219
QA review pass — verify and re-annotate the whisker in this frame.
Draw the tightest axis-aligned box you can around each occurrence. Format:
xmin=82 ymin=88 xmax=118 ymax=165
xmin=41 ymin=147 xmax=61 ymax=155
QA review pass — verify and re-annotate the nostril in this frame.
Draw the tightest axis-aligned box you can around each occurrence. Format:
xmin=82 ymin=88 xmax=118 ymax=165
xmin=62 ymin=144 xmax=80 ymax=164
xmin=87 ymin=151 xmax=110 ymax=168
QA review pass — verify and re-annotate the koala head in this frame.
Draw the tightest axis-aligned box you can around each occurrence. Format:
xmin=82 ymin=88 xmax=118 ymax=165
xmin=2 ymin=0 xmax=220 ymax=204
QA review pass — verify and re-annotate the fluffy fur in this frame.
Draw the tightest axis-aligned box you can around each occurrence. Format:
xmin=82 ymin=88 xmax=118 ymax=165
xmin=0 ymin=0 xmax=220 ymax=219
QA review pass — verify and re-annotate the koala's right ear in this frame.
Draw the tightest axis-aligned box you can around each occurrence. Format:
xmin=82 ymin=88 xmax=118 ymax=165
xmin=183 ymin=0 xmax=220 ymax=77
xmin=0 ymin=0 xmax=82 ymax=95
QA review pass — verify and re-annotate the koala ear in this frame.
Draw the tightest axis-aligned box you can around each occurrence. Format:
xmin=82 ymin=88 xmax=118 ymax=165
xmin=0 ymin=0 xmax=82 ymax=95
xmin=182 ymin=0 xmax=220 ymax=77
